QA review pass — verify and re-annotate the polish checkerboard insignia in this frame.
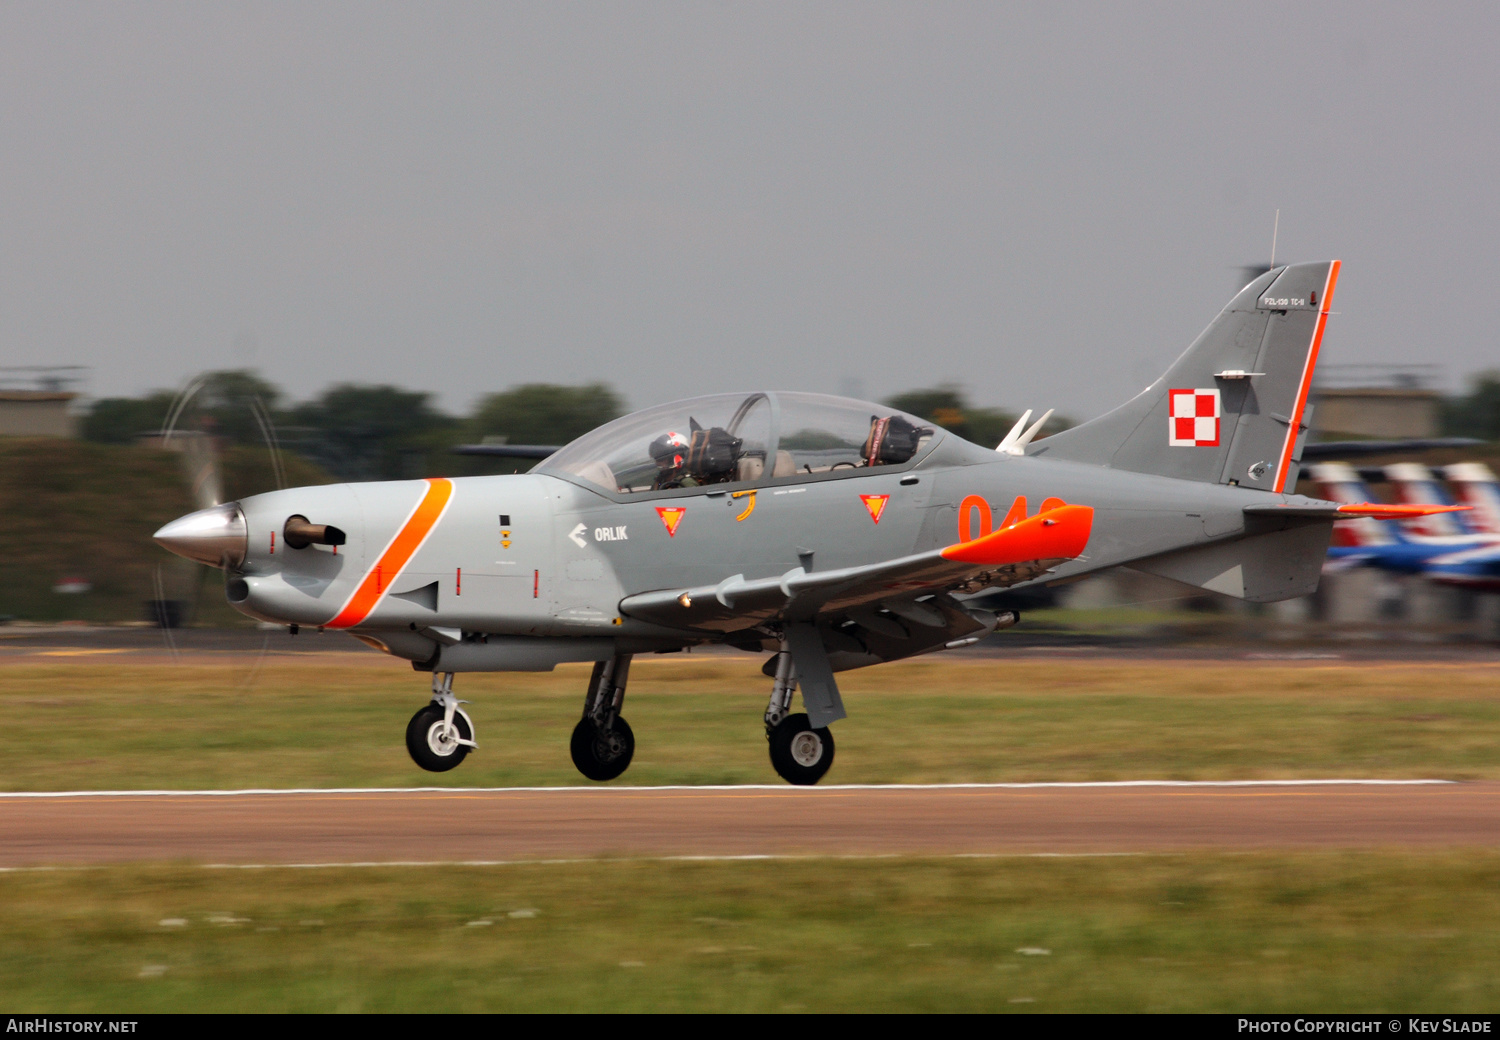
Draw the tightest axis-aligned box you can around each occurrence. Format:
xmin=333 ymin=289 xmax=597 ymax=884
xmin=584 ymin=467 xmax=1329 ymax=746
xmin=1169 ymin=388 xmax=1220 ymax=447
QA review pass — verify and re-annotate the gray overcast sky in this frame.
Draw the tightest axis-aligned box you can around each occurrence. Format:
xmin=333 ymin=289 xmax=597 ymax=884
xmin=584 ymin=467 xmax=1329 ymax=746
xmin=2 ymin=2 xmax=1497 ymax=422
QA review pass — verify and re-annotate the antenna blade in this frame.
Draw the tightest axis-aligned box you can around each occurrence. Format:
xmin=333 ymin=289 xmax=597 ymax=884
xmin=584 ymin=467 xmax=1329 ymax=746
xmin=996 ymin=409 xmax=1031 ymax=453
xmin=1016 ymin=408 xmax=1055 ymax=449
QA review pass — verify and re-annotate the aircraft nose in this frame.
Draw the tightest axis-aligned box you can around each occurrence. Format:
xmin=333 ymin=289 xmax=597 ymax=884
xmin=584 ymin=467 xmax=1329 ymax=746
xmin=153 ymin=503 xmax=248 ymax=569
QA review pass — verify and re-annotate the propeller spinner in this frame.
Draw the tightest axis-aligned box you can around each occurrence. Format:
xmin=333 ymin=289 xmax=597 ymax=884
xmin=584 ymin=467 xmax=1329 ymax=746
xmin=153 ymin=503 xmax=248 ymax=569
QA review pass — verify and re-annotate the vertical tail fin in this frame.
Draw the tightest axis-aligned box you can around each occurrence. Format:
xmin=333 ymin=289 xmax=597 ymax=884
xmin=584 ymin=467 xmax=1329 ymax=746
xmin=1444 ymin=463 xmax=1500 ymax=536
xmin=1383 ymin=463 xmax=1469 ymax=537
xmin=1034 ymin=261 xmax=1340 ymax=492
xmin=1309 ymin=462 xmax=1399 ymax=547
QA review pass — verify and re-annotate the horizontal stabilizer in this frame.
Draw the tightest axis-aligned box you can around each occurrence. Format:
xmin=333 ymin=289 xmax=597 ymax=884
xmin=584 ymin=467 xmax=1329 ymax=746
xmin=1243 ymin=502 xmax=1470 ymax=520
xmin=1300 ymin=438 xmax=1482 ymax=460
xmin=1339 ymin=502 xmax=1469 ymax=520
xmin=1307 ymin=462 xmax=1399 ymax=548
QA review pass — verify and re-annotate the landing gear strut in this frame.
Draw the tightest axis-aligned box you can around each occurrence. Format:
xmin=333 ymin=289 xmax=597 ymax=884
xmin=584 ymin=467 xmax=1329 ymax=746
xmin=405 ymin=672 xmax=477 ymax=773
xmin=571 ymin=653 xmax=635 ymax=782
xmin=764 ymin=649 xmax=835 ymax=785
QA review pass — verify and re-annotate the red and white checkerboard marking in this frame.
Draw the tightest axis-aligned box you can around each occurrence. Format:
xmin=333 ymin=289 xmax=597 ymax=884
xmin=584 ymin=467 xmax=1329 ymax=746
xmin=1169 ymin=388 xmax=1220 ymax=447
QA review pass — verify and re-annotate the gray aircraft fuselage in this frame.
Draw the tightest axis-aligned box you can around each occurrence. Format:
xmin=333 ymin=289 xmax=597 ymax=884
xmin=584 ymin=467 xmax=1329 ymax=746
xmin=212 ymin=428 xmax=1318 ymax=665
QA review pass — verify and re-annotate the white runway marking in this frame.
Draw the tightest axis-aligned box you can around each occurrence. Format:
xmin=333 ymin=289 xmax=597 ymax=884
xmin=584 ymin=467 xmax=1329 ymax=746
xmin=0 ymin=779 xmax=1456 ymax=798
xmin=0 ymin=851 xmax=1157 ymax=874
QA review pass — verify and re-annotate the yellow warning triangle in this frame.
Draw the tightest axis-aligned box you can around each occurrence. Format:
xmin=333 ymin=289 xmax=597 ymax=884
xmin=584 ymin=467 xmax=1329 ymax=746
xmin=859 ymin=494 xmax=889 ymax=524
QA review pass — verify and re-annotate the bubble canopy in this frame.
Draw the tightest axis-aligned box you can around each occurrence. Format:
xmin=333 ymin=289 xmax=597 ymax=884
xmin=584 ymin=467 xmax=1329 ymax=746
xmin=536 ymin=392 xmax=945 ymax=496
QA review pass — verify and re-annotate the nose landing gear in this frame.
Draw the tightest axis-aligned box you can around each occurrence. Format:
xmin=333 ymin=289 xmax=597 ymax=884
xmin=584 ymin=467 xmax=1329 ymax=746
xmin=405 ymin=672 xmax=477 ymax=773
xmin=571 ymin=654 xmax=635 ymax=781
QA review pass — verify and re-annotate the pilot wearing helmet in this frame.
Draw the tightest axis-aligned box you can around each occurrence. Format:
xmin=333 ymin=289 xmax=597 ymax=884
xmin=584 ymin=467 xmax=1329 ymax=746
xmin=651 ymin=419 xmax=745 ymax=490
xmin=650 ymin=430 xmax=696 ymax=489
xmin=862 ymin=414 xmax=932 ymax=467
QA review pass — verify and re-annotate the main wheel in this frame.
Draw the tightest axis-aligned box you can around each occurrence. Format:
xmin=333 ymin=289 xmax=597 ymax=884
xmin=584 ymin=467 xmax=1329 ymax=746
xmin=768 ymin=713 xmax=834 ymax=785
xmin=405 ymin=704 xmax=472 ymax=772
xmin=570 ymin=716 xmax=635 ymax=782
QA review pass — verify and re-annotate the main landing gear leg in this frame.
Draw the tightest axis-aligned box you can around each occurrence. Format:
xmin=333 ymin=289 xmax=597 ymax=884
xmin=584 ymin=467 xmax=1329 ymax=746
xmin=405 ymin=671 xmax=477 ymax=773
xmin=570 ymin=653 xmax=635 ymax=782
xmin=764 ymin=646 xmax=835 ymax=786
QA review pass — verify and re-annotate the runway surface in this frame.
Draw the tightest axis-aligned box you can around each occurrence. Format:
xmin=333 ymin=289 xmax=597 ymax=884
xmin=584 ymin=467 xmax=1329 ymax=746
xmin=2 ymin=781 xmax=1497 ymax=867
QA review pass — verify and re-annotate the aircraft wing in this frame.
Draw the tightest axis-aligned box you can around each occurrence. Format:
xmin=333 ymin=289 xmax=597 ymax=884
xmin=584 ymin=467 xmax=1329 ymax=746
xmin=619 ymin=504 xmax=1093 ymax=636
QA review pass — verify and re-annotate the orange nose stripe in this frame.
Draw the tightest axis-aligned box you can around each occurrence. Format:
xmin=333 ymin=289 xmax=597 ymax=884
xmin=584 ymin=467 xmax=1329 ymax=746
xmin=327 ymin=478 xmax=454 ymax=629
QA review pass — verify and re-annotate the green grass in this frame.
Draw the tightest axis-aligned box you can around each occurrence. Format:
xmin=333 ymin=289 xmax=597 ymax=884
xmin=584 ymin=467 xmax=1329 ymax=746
xmin=6 ymin=656 xmax=1499 ymax=1012
xmin=4 ymin=853 xmax=1500 ymax=1012
xmin=3 ymin=655 xmax=1500 ymax=790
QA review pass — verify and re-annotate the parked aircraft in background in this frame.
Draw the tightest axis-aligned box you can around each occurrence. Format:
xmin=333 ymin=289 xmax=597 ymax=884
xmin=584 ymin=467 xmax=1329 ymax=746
xmin=1439 ymin=463 xmax=1500 ymax=536
xmin=1311 ymin=462 xmax=1500 ymax=591
xmin=154 ymin=261 xmax=1458 ymax=785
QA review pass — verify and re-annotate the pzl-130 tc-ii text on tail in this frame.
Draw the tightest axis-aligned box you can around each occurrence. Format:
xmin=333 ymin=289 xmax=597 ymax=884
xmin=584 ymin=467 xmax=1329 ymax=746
xmin=153 ymin=261 xmax=1458 ymax=784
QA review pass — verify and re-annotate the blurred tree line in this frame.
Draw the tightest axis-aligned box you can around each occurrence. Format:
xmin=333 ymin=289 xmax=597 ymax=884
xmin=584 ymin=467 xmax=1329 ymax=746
xmin=82 ymin=374 xmax=1075 ymax=480
xmin=84 ymin=373 xmax=625 ymax=481
xmin=1444 ymin=371 xmax=1500 ymax=441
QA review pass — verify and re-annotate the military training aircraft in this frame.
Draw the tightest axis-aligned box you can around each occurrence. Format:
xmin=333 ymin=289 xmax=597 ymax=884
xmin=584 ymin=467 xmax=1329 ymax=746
xmin=153 ymin=260 xmax=1463 ymax=784
xmin=1385 ymin=462 xmax=1500 ymax=539
xmin=1312 ymin=461 xmax=1500 ymax=591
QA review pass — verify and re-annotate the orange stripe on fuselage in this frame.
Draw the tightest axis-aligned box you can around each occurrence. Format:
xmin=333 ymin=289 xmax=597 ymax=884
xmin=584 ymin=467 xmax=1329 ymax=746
xmin=1273 ymin=260 xmax=1341 ymax=493
xmin=326 ymin=478 xmax=454 ymax=629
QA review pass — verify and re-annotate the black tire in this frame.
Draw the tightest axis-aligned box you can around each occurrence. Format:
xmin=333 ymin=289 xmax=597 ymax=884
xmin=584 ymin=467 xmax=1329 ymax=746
xmin=768 ymin=713 xmax=834 ymax=785
xmin=405 ymin=704 xmax=472 ymax=772
xmin=570 ymin=716 xmax=635 ymax=782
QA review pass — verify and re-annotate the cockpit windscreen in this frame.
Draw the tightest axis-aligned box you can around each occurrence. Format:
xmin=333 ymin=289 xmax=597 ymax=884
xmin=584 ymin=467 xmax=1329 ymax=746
xmin=537 ymin=391 xmax=937 ymax=494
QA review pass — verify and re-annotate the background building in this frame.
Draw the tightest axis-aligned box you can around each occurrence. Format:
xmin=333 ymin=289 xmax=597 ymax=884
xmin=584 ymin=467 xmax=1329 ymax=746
xmin=0 ymin=366 xmax=85 ymax=438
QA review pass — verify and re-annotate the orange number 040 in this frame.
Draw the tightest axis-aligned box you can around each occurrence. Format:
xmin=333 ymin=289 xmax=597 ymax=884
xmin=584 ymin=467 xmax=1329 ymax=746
xmin=958 ymin=494 xmax=1066 ymax=542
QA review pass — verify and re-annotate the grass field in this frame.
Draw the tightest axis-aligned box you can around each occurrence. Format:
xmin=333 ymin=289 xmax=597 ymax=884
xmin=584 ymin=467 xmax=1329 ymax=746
xmin=4 ymin=853 xmax=1499 ymax=1012
xmin=2 ymin=653 xmax=1499 ymax=790
xmin=5 ymin=653 xmax=1499 ymax=1012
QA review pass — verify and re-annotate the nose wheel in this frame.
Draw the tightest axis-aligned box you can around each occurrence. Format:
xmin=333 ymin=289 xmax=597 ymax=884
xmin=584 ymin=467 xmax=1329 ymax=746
xmin=405 ymin=672 xmax=477 ymax=773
